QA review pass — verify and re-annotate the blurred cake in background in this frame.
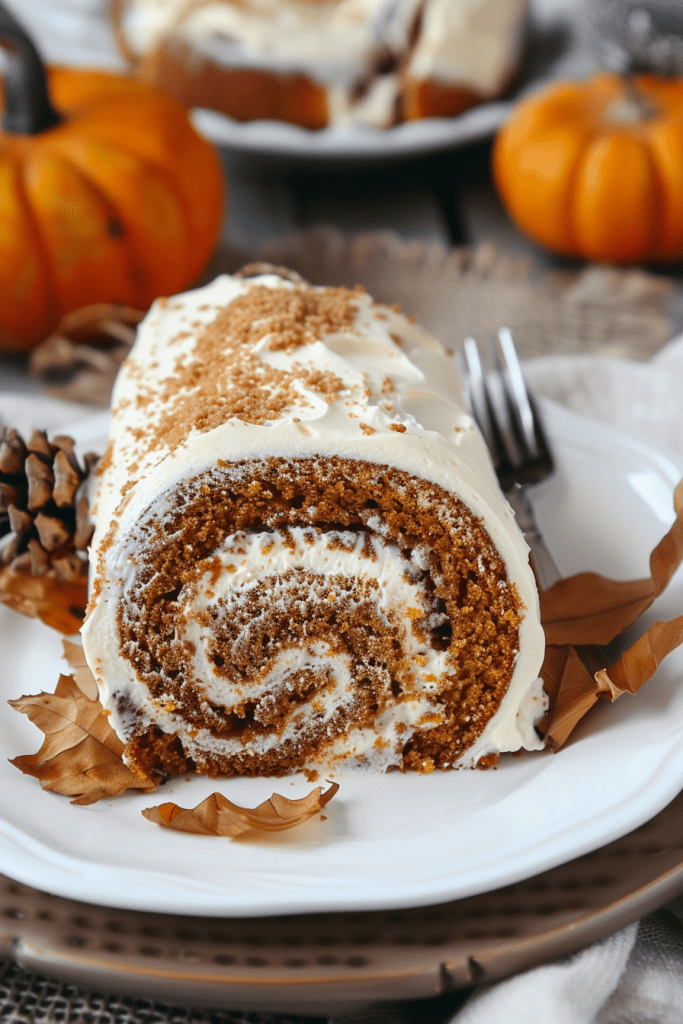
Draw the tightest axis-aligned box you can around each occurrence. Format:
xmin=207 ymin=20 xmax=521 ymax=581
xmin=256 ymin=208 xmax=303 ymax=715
xmin=111 ymin=0 xmax=528 ymax=129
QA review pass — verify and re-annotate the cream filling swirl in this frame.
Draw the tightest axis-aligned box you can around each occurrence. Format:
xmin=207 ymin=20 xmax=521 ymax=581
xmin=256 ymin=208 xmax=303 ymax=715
xmin=113 ymin=527 xmax=449 ymax=767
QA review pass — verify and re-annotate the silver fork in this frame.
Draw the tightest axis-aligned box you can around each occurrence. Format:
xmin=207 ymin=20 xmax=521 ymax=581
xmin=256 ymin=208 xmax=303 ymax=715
xmin=462 ymin=328 xmax=560 ymax=592
xmin=462 ymin=329 xmax=607 ymax=676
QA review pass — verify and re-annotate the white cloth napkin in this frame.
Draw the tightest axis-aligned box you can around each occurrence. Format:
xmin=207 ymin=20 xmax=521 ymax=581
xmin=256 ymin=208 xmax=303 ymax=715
xmin=525 ymin=333 xmax=683 ymax=463
xmin=454 ymin=925 xmax=638 ymax=1024
xmin=448 ymin=899 xmax=683 ymax=1024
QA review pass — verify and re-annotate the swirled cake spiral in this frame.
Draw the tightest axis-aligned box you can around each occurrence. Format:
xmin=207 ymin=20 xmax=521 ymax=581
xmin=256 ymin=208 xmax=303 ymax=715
xmin=81 ymin=269 xmax=546 ymax=779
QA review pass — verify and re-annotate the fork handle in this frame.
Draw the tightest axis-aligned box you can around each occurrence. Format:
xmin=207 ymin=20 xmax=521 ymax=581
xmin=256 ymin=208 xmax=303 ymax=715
xmin=506 ymin=484 xmax=610 ymax=676
xmin=505 ymin=484 xmax=561 ymax=591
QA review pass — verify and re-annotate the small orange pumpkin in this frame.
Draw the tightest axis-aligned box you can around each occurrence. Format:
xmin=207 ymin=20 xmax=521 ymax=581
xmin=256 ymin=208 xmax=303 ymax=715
xmin=493 ymin=72 xmax=683 ymax=265
xmin=0 ymin=3 xmax=224 ymax=352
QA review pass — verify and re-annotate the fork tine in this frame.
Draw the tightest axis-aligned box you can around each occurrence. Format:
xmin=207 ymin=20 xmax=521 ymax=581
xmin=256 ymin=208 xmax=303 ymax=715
xmin=462 ymin=330 xmax=554 ymax=490
xmin=463 ymin=336 xmax=496 ymax=458
xmin=463 ymin=333 xmax=523 ymax=471
xmin=486 ymin=334 xmax=525 ymax=470
xmin=460 ymin=332 xmax=612 ymax=671
xmin=497 ymin=328 xmax=555 ymax=482
xmin=497 ymin=327 xmax=538 ymax=459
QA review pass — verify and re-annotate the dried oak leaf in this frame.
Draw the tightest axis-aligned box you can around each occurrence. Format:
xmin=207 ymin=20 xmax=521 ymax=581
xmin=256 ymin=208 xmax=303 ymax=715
xmin=9 ymin=641 xmax=336 ymax=834
xmin=8 ymin=669 xmax=155 ymax=806
xmin=541 ymin=478 xmax=683 ymax=646
xmin=539 ymin=479 xmax=683 ymax=750
xmin=596 ymin=614 xmax=683 ymax=699
xmin=0 ymin=564 xmax=88 ymax=636
xmin=538 ymin=646 xmax=597 ymax=747
xmin=142 ymin=783 xmax=340 ymax=839
xmin=62 ymin=637 xmax=99 ymax=700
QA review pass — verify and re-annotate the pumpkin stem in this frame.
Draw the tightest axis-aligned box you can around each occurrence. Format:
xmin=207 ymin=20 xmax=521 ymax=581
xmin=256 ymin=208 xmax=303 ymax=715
xmin=0 ymin=1 xmax=60 ymax=134
xmin=608 ymin=73 xmax=658 ymax=125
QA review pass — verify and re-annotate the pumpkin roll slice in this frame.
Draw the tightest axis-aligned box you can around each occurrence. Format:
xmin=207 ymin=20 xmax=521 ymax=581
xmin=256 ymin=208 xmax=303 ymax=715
xmin=112 ymin=0 xmax=527 ymax=129
xmin=81 ymin=270 xmax=546 ymax=780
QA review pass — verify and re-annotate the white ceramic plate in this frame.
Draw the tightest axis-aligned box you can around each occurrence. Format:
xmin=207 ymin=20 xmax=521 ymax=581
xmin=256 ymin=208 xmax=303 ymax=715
xmin=191 ymin=101 xmax=512 ymax=164
xmin=0 ymin=398 xmax=682 ymax=918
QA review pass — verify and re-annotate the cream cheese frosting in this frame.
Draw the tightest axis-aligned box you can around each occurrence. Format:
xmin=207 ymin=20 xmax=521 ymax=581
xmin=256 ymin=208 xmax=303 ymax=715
xmin=117 ymin=0 xmax=527 ymax=127
xmin=82 ymin=271 xmax=546 ymax=775
xmin=407 ymin=0 xmax=529 ymax=90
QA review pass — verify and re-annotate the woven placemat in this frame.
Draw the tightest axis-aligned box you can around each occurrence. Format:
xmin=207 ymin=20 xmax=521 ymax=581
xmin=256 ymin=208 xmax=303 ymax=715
xmin=30 ymin=229 xmax=674 ymax=407
xmin=0 ymin=959 xmax=321 ymax=1024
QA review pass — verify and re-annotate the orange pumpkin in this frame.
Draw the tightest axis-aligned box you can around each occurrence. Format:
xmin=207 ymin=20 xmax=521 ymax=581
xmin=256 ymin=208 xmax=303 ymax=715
xmin=0 ymin=4 xmax=224 ymax=352
xmin=493 ymin=73 xmax=683 ymax=264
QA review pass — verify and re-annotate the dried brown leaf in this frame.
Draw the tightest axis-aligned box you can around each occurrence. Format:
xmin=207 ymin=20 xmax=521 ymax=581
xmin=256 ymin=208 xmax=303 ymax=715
xmin=142 ymin=782 xmax=340 ymax=839
xmin=596 ymin=614 xmax=683 ymax=698
xmin=541 ymin=479 xmax=683 ymax=647
xmin=62 ymin=639 xmax=100 ymax=701
xmin=540 ymin=576 xmax=655 ymax=646
xmin=9 ymin=673 xmax=155 ymax=805
xmin=538 ymin=645 xmax=600 ymax=751
xmin=540 ymin=479 xmax=683 ymax=750
xmin=0 ymin=563 xmax=87 ymax=635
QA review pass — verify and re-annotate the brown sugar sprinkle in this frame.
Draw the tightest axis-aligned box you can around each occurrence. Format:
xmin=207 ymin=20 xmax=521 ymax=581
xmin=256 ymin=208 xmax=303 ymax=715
xmin=125 ymin=360 xmax=144 ymax=382
xmin=360 ymin=424 xmax=376 ymax=436
xmin=293 ymin=365 xmax=344 ymax=405
xmin=94 ymin=440 xmax=114 ymax=478
xmin=234 ymin=285 xmax=357 ymax=354
xmin=390 ymin=423 xmax=407 ymax=433
xmin=133 ymin=285 xmax=360 ymax=456
xmin=135 ymin=389 xmax=155 ymax=411
xmin=169 ymin=330 xmax=192 ymax=346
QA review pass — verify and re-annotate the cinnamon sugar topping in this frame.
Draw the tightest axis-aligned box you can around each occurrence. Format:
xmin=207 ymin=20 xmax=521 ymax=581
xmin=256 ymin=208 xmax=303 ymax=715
xmin=134 ymin=285 xmax=358 ymax=455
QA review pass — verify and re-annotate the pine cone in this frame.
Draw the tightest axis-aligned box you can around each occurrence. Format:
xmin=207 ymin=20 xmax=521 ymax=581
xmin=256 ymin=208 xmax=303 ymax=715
xmin=0 ymin=426 xmax=99 ymax=634
xmin=29 ymin=303 xmax=144 ymax=408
